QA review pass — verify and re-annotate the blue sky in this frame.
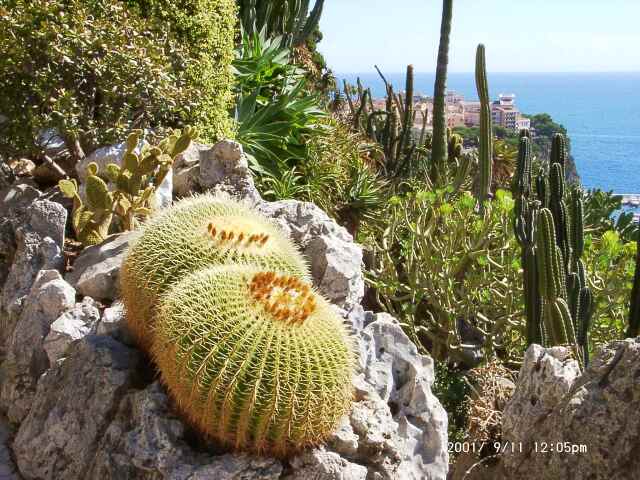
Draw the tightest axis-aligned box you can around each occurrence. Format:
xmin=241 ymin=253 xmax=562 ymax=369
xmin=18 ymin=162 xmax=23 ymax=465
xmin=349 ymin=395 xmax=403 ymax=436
xmin=318 ymin=0 xmax=640 ymax=73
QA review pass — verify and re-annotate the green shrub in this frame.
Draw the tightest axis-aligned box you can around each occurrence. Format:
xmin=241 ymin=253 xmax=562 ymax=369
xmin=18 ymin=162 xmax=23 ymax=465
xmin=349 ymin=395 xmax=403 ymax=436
xmin=0 ymin=0 xmax=235 ymax=159
xmin=125 ymin=0 xmax=237 ymax=141
xmin=584 ymin=230 xmax=637 ymax=348
xmin=368 ymin=188 xmax=525 ymax=365
xmin=0 ymin=0 xmax=186 ymax=157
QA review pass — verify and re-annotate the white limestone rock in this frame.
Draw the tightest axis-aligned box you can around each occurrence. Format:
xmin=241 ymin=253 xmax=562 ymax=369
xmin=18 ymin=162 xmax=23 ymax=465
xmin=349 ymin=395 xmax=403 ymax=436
xmin=0 ymin=270 xmax=75 ymax=423
xmin=65 ymin=231 xmax=140 ymax=301
xmin=500 ymin=340 xmax=640 ymax=479
xmin=43 ymin=296 xmax=100 ymax=365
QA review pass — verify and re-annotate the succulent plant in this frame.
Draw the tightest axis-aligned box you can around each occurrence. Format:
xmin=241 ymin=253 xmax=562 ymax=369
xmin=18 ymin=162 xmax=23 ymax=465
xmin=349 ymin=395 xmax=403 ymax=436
xmin=513 ymin=132 xmax=593 ymax=365
xmin=59 ymin=163 xmax=114 ymax=246
xmin=151 ymin=264 xmax=354 ymax=457
xmin=58 ymin=128 xmax=197 ymax=245
xmin=120 ymin=194 xmax=310 ymax=350
xmin=475 ymin=43 xmax=493 ymax=208
xmin=430 ymin=0 xmax=454 ymax=186
xmin=105 ymin=127 xmax=198 ymax=231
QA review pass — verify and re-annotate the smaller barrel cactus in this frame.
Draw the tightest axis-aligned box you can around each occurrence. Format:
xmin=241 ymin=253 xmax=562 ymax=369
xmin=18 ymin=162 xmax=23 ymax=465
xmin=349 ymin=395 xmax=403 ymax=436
xmin=152 ymin=265 xmax=355 ymax=457
xmin=120 ymin=194 xmax=310 ymax=350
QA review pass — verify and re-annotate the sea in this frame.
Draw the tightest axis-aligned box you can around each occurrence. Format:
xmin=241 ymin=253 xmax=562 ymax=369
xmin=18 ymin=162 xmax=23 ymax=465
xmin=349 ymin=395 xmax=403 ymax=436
xmin=339 ymin=72 xmax=640 ymax=212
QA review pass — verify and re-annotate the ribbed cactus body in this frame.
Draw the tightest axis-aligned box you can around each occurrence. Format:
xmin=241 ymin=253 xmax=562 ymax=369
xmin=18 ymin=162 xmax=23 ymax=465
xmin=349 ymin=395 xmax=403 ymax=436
xmin=628 ymin=235 xmax=640 ymax=338
xmin=152 ymin=265 xmax=354 ymax=457
xmin=430 ymin=0 xmax=454 ymax=185
xmin=475 ymin=43 xmax=493 ymax=207
xmin=120 ymin=195 xmax=309 ymax=350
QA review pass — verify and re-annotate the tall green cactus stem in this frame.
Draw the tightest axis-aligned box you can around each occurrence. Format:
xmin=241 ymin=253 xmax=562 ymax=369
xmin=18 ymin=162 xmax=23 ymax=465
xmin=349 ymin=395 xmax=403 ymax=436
xmin=512 ymin=134 xmax=542 ymax=344
xmin=535 ymin=208 xmax=577 ymax=346
xmin=430 ymin=0 xmax=454 ymax=186
xmin=399 ymin=64 xmax=415 ymax=158
xmin=152 ymin=265 xmax=354 ymax=457
xmin=475 ymin=44 xmax=493 ymax=209
xmin=120 ymin=195 xmax=310 ymax=351
xmin=551 ymin=133 xmax=567 ymax=172
xmin=627 ymin=234 xmax=640 ymax=338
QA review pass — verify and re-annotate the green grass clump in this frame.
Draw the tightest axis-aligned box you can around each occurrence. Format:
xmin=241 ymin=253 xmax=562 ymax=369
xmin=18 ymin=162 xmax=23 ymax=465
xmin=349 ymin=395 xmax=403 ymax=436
xmin=152 ymin=265 xmax=354 ymax=457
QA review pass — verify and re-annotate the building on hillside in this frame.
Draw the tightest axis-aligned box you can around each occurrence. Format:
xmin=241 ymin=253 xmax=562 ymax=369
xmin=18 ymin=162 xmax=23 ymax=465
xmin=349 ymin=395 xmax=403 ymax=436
xmin=515 ymin=116 xmax=531 ymax=131
xmin=491 ymin=93 xmax=530 ymax=131
xmin=446 ymin=103 xmax=465 ymax=128
xmin=445 ymin=91 xmax=465 ymax=105
xmin=462 ymin=101 xmax=481 ymax=126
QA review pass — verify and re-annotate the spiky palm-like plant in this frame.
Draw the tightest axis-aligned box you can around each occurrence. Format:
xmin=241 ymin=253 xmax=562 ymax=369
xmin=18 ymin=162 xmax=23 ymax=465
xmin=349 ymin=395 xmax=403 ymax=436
xmin=152 ymin=265 xmax=354 ymax=457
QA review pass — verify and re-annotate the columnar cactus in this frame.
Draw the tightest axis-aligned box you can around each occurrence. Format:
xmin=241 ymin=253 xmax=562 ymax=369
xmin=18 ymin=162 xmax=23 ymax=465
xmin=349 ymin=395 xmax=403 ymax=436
xmin=120 ymin=195 xmax=310 ymax=350
xmin=512 ymin=132 xmax=592 ymax=365
xmin=152 ymin=265 xmax=354 ymax=457
xmin=430 ymin=0 xmax=454 ymax=186
xmin=627 ymin=234 xmax=640 ymax=338
xmin=512 ymin=133 xmax=542 ymax=344
xmin=475 ymin=43 xmax=493 ymax=208
xmin=344 ymin=64 xmax=419 ymax=178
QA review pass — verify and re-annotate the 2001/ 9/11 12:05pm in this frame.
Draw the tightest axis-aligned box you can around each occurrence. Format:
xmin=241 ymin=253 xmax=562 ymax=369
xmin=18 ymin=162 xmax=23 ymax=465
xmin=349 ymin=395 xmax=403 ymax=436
xmin=448 ymin=441 xmax=589 ymax=455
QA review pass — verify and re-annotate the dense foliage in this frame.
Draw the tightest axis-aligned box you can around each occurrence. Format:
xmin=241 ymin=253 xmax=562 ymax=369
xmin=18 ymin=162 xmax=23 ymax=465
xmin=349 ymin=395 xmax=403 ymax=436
xmin=125 ymin=0 xmax=237 ymax=141
xmin=369 ymin=188 xmax=524 ymax=365
xmin=0 ymin=0 xmax=189 ymax=158
xmin=0 ymin=0 xmax=235 ymax=160
xmin=584 ymin=231 xmax=637 ymax=348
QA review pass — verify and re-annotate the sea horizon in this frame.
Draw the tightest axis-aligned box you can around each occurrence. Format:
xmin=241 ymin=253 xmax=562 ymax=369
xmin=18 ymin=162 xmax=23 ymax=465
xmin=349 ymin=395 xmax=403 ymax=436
xmin=336 ymin=71 xmax=640 ymax=198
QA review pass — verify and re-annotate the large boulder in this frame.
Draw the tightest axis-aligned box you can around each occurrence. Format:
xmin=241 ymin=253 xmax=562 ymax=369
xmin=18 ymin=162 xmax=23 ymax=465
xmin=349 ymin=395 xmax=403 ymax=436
xmin=1 ymin=198 xmax=66 ymax=338
xmin=256 ymin=200 xmax=364 ymax=312
xmin=65 ymin=231 xmax=140 ymax=302
xmin=14 ymin=336 xmax=142 ymax=480
xmin=0 ymin=270 xmax=75 ymax=424
xmin=500 ymin=340 xmax=640 ymax=479
xmin=11 ymin=312 xmax=448 ymax=480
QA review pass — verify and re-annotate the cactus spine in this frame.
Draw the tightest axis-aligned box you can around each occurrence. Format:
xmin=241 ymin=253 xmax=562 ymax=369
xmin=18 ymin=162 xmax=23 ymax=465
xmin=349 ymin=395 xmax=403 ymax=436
xmin=152 ymin=265 xmax=354 ymax=457
xmin=475 ymin=44 xmax=493 ymax=208
xmin=430 ymin=0 xmax=454 ymax=186
xmin=627 ymin=234 xmax=640 ymax=338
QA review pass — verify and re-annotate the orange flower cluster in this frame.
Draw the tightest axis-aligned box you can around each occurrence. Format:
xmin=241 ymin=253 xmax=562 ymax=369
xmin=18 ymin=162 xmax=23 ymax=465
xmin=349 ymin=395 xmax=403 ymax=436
xmin=207 ymin=223 xmax=269 ymax=247
xmin=249 ymin=272 xmax=317 ymax=325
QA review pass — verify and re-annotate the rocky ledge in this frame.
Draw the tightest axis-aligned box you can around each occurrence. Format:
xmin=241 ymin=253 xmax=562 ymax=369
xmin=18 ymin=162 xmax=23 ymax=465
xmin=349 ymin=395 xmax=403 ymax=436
xmin=499 ymin=340 xmax=640 ymax=480
xmin=0 ymin=140 xmax=448 ymax=480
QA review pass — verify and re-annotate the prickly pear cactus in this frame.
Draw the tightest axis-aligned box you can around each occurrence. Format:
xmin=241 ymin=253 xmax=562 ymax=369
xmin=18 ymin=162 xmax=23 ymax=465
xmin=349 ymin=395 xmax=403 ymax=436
xmin=120 ymin=194 xmax=310 ymax=350
xmin=59 ymin=162 xmax=113 ymax=246
xmin=152 ymin=265 xmax=354 ymax=457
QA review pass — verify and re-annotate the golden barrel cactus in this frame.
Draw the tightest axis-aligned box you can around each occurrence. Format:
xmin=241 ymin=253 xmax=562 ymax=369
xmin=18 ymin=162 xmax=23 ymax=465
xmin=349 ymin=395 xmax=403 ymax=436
xmin=120 ymin=195 xmax=309 ymax=350
xmin=151 ymin=265 xmax=355 ymax=457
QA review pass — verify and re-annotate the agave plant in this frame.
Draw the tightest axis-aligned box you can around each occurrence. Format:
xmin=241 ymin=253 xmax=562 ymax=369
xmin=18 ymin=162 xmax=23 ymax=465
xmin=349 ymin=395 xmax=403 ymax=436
xmin=233 ymin=31 xmax=327 ymax=175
